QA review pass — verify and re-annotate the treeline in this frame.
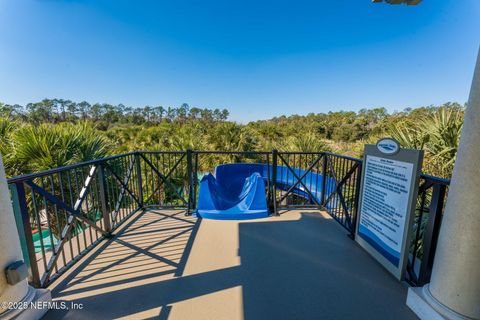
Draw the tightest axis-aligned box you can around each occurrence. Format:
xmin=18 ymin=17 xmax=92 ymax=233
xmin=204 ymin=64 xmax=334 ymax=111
xmin=0 ymin=100 xmax=465 ymax=179
xmin=251 ymin=103 xmax=464 ymax=143
xmin=0 ymin=99 xmax=230 ymax=126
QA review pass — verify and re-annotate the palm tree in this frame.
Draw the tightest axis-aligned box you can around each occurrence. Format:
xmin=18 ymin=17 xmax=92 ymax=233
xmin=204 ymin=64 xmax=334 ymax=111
xmin=74 ymin=122 xmax=111 ymax=162
xmin=0 ymin=117 xmax=15 ymax=173
xmin=209 ymin=122 xmax=255 ymax=152
xmin=389 ymin=106 xmax=463 ymax=178
xmin=77 ymin=101 xmax=91 ymax=120
xmin=167 ymin=123 xmax=207 ymax=151
xmin=8 ymin=122 xmax=111 ymax=176
xmin=423 ymin=107 xmax=463 ymax=177
xmin=143 ymin=106 xmax=153 ymax=123
xmin=154 ymin=106 xmax=165 ymax=123
xmin=279 ymin=131 xmax=332 ymax=152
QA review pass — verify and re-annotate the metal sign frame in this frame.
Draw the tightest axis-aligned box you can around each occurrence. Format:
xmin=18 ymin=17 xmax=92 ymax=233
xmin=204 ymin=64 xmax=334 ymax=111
xmin=355 ymin=142 xmax=423 ymax=280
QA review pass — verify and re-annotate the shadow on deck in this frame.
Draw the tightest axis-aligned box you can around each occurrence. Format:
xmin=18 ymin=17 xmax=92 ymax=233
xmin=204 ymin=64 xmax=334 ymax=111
xmin=44 ymin=209 xmax=418 ymax=320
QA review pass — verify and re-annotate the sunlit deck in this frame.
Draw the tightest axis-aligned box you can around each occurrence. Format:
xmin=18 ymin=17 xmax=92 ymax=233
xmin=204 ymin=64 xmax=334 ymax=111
xmin=43 ymin=209 xmax=417 ymax=320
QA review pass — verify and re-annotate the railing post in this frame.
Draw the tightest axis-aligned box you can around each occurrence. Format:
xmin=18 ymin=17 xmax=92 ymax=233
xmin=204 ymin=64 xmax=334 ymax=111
xmin=186 ymin=149 xmax=193 ymax=215
xmin=417 ymin=183 xmax=447 ymax=285
xmin=97 ymin=163 xmax=112 ymax=236
xmin=350 ymin=161 xmax=362 ymax=238
xmin=193 ymin=152 xmax=199 ymax=208
xmin=320 ymin=153 xmax=328 ymax=206
xmin=272 ymin=149 xmax=278 ymax=216
xmin=10 ymin=182 xmax=41 ymax=288
xmin=135 ymin=152 xmax=144 ymax=209
xmin=266 ymin=153 xmax=272 ymax=208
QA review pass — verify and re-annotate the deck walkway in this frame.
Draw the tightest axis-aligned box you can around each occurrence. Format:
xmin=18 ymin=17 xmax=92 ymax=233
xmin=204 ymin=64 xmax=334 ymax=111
xmin=44 ymin=209 xmax=418 ymax=320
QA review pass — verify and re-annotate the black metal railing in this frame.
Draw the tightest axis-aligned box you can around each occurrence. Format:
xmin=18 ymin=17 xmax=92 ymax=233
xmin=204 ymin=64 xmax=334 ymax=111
xmin=7 ymin=152 xmax=142 ymax=287
xmin=137 ymin=151 xmax=190 ymax=209
xmin=320 ymin=153 xmax=362 ymax=233
xmin=272 ymin=151 xmax=362 ymax=234
xmin=6 ymin=150 xmax=449 ymax=288
xmin=273 ymin=151 xmax=325 ymax=210
xmin=405 ymin=174 xmax=449 ymax=286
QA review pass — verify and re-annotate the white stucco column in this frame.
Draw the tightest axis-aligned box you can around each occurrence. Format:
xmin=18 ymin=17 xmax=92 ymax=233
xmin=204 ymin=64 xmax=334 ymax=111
xmin=407 ymin=48 xmax=480 ymax=319
xmin=0 ymin=154 xmax=51 ymax=320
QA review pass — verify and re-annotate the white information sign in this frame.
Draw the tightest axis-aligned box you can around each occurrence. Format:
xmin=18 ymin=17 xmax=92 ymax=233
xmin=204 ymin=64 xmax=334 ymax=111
xmin=357 ymin=155 xmax=413 ymax=267
xmin=355 ymin=141 xmax=423 ymax=280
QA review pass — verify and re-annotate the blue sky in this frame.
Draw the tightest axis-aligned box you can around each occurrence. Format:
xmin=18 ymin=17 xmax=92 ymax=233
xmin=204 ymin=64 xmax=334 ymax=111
xmin=0 ymin=1 xmax=479 ymax=122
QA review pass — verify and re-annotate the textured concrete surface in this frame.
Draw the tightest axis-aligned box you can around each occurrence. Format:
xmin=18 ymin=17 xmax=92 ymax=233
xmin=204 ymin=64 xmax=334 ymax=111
xmin=44 ymin=209 xmax=417 ymax=320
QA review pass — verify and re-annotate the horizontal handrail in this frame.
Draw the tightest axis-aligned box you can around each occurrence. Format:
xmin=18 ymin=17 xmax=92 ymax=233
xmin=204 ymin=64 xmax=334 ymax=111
xmin=276 ymin=151 xmax=325 ymax=155
xmin=420 ymin=173 xmax=451 ymax=185
xmin=7 ymin=150 xmax=450 ymax=185
xmin=7 ymin=152 xmax=138 ymax=183
xmin=136 ymin=150 xmax=189 ymax=155
xmin=322 ymin=152 xmax=362 ymax=162
xmin=191 ymin=150 xmax=272 ymax=155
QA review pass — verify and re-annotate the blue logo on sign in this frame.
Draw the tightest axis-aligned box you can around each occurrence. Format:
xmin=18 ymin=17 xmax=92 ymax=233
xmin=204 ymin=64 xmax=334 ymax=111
xmin=376 ymin=138 xmax=400 ymax=155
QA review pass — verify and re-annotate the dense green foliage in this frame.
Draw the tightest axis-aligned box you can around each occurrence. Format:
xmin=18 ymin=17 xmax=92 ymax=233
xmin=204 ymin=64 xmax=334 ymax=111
xmin=0 ymin=99 xmax=464 ymax=179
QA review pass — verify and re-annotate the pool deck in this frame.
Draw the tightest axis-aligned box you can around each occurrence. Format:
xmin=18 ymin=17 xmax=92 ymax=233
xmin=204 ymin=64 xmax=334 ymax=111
xmin=44 ymin=209 xmax=418 ymax=320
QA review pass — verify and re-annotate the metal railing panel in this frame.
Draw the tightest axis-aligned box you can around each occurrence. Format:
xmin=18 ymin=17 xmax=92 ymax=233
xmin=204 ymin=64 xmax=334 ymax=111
xmin=405 ymin=174 xmax=449 ymax=286
xmin=7 ymin=153 xmax=143 ymax=287
xmin=274 ymin=151 xmax=324 ymax=210
xmin=321 ymin=154 xmax=362 ymax=235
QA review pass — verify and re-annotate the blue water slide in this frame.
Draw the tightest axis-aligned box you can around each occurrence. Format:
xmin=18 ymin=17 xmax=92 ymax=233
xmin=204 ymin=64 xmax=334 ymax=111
xmin=196 ymin=163 xmax=336 ymax=220
xmin=196 ymin=171 xmax=269 ymax=220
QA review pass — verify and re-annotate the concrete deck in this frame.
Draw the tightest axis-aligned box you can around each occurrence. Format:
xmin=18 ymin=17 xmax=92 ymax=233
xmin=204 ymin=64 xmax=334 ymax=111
xmin=44 ymin=209 xmax=418 ymax=320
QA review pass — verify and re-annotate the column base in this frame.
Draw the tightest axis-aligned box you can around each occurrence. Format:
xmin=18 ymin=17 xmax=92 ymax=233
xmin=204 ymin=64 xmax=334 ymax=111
xmin=0 ymin=285 xmax=52 ymax=320
xmin=407 ymin=284 xmax=476 ymax=320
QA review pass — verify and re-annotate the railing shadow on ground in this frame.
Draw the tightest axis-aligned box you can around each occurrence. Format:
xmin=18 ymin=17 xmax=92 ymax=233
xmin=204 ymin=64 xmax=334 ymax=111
xmin=44 ymin=210 xmax=417 ymax=320
xmin=45 ymin=209 xmax=201 ymax=319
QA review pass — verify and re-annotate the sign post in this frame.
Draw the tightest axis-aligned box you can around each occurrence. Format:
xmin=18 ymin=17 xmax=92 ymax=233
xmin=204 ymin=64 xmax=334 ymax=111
xmin=355 ymin=138 xmax=423 ymax=280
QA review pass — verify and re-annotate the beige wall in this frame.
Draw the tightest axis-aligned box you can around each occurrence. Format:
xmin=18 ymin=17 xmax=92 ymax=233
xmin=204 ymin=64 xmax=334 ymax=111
xmin=0 ymin=154 xmax=28 ymax=315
